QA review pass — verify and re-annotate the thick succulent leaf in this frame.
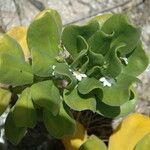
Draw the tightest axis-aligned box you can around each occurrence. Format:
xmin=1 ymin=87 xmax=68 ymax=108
xmin=27 ymin=9 xmax=62 ymax=77
xmin=88 ymin=30 xmax=113 ymax=55
xmin=63 ymin=88 xmax=96 ymax=112
xmin=70 ymin=49 xmax=89 ymax=72
xmin=5 ymin=111 xmax=27 ymax=145
xmin=135 ymin=132 xmax=150 ymax=150
xmin=108 ymin=113 xmax=150 ymax=150
xmin=0 ymin=34 xmax=24 ymax=59
xmin=62 ymin=21 xmax=100 ymax=59
xmin=31 ymin=49 xmax=56 ymax=77
xmin=88 ymin=50 xmax=104 ymax=67
xmin=96 ymin=90 xmax=137 ymax=118
xmin=78 ymin=73 xmax=137 ymax=107
xmin=28 ymin=9 xmax=62 ymax=54
xmin=0 ymin=88 xmax=11 ymax=116
xmin=54 ymin=63 xmax=77 ymax=90
xmin=102 ymin=43 xmax=126 ymax=78
xmin=86 ymin=65 xmax=102 ymax=78
xmin=71 ymin=49 xmax=88 ymax=68
xmin=76 ymin=35 xmax=88 ymax=53
xmin=78 ymin=77 xmax=102 ymax=95
xmin=62 ymin=122 xmax=87 ymax=150
xmin=0 ymin=53 xmax=33 ymax=86
xmin=43 ymin=102 xmax=75 ymax=138
xmin=79 ymin=135 xmax=107 ymax=150
xmin=96 ymin=100 xmax=120 ymax=118
xmin=92 ymin=14 xmax=112 ymax=27
xmin=80 ymin=55 xmax=89 ymax=73
xmin=123 ymin=42 xmax=149 ymax=76
xmin=102 ymin=73 xmax=138 ymax=106
xmin=12 ymin=88 xmax=37 ymax=128
xmin=101 ymin=14 xmax=140 ymax=55
xmin=118 ymin=89 xmax=137 ymax=117
xmin=31 ymin=80 xmax=61 ymax=115
xmin=7 ymin=26 xmax=30 ymax=59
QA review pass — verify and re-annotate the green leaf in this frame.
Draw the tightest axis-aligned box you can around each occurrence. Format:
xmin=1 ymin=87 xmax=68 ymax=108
xmin=92 ymin=14 xmax=112 ymax=27
xmin=31 ymin=80 xmax=61 ymax=115
xmin=63 ymin=88 xmax=96 ymax=112
xmin=54 ymin=63 xmax=77 ymax=90
xmin=96 ymin=90 xmax=137 ymax=118
xmin=78 ymin=77 xmax=102 ymax=95
xmin=76 ymin=35 xmax=89 ymax=53
xmin=27 ymin=9 xmax=62 ymax=77
xmin=62 ymin=21 xmax=100 ymax=59
xmin=102 ymin=74 xmax=138 ymax=106
xmin=0 ymin=34 xmax=24 ymax=59
xmin=123 ymin=42 xmax=149 ymax=76
xmin=12 ymin=88 xmax=37 ymax=128
xmin=0 ymin=88 xmax=11 ymax=116
xmin=86 ymin=66 xmax=102 ymax=78
xmin=88 ymin=50 xmax=104 ymax=67
xmin=31 ymin=49 xmax=55 ymax=77
xmin=101 ymin=14 xmax=140 ymax=55
xmin=70 ymin=49 xmax=89 ymax=72
xmin=118 ymin=89 xmax=137 ymax=117
xmin=0 ymin=53 xmax=33 ymax=86
xmin=5 ymin=111 xmax=27 ymax=145
xmin=102 ymin=43 xmax=126 ymax=78
xmin=79 ymin=135 xmax=107 ymax=150
xmin=78 ymin=77 xmax=137 ymax=118
xmin=88 ymin=30 xmax=113 ymax=55
xmin=96 ymin=100 xmax=120 ymax=118
xmin=43 ymin=102 xmax=75 ymax=138
xmin=135 ymin=132 xmax=150 ymax=150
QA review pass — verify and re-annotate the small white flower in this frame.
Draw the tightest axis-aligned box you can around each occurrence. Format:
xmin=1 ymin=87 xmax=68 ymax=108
xmin=73 ymin=71 xmax=87 ymax=81
xmin=52 ymin=65 xmax=56 ymax=76
xmin=120 ymin=57 xmax=128 ymax=65
xmin=52 ymin=71 xmax=55 ymax=76
xmin=69 ymin=69 xmax=72 ymax=72
xmin=52 ymin=65 xmax=56 ymax=70
xmin=99 ymin=77 xmax=115 ymax=87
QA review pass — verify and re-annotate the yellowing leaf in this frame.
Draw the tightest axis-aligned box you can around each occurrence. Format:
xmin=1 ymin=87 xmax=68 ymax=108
xmin=7 ymin=26 xmax=30 ymax=60
xmin=62 ymin=122 xmax=87 ymax=150
xmin=108 ymin=113 xmax=150 ymax=150
xmin=0 ymin=88 xmax=11 ymax=115
xmin=135 ymin=132 xmax=150 ymax=150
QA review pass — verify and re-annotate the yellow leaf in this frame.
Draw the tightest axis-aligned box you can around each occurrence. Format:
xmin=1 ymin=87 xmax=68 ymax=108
xmin=62 ymin=122 xmax=87 ymax=150
xmin=7 ymin=26 xmax=30 ymax=60
xmin=108 ymin=113 xmax=150 ymax=150
xmin=135 ymin=132 xmax=150 ymax=150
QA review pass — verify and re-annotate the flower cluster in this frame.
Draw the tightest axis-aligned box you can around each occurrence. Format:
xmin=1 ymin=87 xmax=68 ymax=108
xmin=54 ymin=13 xmax=148 ymax=118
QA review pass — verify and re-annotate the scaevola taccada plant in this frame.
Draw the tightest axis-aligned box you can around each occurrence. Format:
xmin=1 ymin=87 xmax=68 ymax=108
xmin=0 ymin=8 xmax=148 ymax=145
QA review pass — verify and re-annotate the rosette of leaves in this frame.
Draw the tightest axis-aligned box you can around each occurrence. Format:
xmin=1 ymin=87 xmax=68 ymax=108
xmin=0 ymin=9 xmax=75 ymax=145
xmin=0 ymin=8 xmax=149 ymax=145
xmin=56 ymin=13 xmax=149 ymax=118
